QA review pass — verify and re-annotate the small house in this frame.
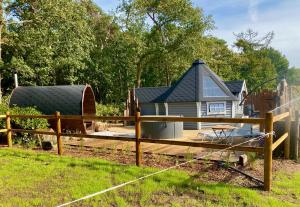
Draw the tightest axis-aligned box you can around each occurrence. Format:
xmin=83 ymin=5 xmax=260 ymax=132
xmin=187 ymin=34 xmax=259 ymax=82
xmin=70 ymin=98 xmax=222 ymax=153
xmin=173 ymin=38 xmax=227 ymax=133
xmin=134 ymin=59 xmax=247 ymax=129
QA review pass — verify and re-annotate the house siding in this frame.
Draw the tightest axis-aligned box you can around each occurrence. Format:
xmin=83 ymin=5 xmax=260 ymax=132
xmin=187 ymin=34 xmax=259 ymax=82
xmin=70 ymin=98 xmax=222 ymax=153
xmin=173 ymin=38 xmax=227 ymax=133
xmin=200 ymin=101 xmax=233 ymax=128
xmin=140 ymin=103 xmax=156 ymax=115
xmin=226 ymin=101 xmax=232 ymax=116
xmin=234 ymin=81 xmax=247 ymax=117
xmin=234 ymin=100 xmax=244 ymax=117
xmin=168 ymin=102 xmax=198 ymax=129
xmin=140 ymin=101 xmax=236 ymax=129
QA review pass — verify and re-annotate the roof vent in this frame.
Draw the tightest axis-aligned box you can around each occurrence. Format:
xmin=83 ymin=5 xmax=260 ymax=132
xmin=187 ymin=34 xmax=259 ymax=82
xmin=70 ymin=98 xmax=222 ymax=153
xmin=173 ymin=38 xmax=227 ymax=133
xmin=192 ymin=59 xmax=205 ymax=65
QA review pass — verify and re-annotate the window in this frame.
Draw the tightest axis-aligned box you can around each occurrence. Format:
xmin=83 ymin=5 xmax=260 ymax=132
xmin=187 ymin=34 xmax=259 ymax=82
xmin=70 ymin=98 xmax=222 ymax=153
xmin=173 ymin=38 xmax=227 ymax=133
xmin=203 ymin=76 xmax=227 ymax=97
xmin=207 ymin=102 xmax=225 ymax=114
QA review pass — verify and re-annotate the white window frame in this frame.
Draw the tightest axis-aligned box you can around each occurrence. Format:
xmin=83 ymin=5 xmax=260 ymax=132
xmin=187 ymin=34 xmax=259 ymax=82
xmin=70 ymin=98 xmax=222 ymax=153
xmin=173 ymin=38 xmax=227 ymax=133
xmin=207 ymin=101 xmax=226 ymax=115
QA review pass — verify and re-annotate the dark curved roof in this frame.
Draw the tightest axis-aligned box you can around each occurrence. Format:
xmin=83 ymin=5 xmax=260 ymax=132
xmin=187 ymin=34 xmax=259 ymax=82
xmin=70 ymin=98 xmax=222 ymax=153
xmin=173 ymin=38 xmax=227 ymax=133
xmin=9 ymin=85 xmax=91 ymax=115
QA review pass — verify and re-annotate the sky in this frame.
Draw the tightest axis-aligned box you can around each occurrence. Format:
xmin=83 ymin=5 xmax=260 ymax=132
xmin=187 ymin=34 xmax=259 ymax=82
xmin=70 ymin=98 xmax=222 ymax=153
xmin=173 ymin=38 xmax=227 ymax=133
xmin=94 ymin=0 xmax=300 ymax=68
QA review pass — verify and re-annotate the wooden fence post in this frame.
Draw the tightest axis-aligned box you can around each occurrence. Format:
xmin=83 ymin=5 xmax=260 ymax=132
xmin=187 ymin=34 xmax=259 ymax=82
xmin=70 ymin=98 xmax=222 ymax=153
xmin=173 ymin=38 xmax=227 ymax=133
xmin=264 ymin=112 xmax=273 ymax=191
xmin=284 ymin=110 xmax=291 ymax=159
xmin=135 ymin=110 xmax=142 ymax=166
xmin=291 ymin=110 xmax=299 ymax=159
xmin=55 ymin=111 xmax=63 ymax=155
xmin=5 ymin=111 xmax=12 ymax=147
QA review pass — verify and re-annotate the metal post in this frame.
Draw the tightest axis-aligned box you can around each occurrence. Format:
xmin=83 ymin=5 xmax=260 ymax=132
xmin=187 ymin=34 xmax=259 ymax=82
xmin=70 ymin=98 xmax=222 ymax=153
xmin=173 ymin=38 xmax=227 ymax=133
xmin=14 ymin=73 xmax=18 ymax=88
xmin=284 ymin=110 xmax=291 ymax=159
xmin=5 ymin=111 xmax=12 ymax=147
xmin=264 ymin=112 xmax=273 ymax=191
xmin=292 ymin=110 xmax=299 ymax=159
xmin=55 ymin=111 xmax=63 ymax=155
xmin=135 ymin=110 xmax=142 ymax=166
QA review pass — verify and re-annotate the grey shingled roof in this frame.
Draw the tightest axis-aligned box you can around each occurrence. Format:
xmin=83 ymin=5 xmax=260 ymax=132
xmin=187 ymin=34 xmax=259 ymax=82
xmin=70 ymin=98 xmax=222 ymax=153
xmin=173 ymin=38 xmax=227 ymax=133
xmin=135 ymin=87 xmax=169 ymax=103
xmin=224 ymin=80 xmax=245 ymax=95
xmin=9 ymin=85 xmax=89 ymax=115
xmin=156 ymin=63 xmax=197 ymax=102
xmin=136 ymin=60 xmax=239 ymax=103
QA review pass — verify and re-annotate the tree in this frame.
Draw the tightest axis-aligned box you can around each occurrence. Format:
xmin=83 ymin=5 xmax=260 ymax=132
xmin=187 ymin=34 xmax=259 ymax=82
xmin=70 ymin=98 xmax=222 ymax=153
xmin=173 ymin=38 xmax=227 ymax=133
xmin=0 ymin=1 xmax=292 ymax=106
xmin=234 ymin=29 xmax=277 ymax=91
xmin=234 ymin=29 xmax=274 ymax=52
xmin=287 ymin=67 xmax=300 ymax=85
xmin=196 ymin=37 xmax=240 ymax=81
xmin=79 ymin=0 xmax=137 ymax=103
xmin=6 ymin=0 xmax=94 ymax=86
xmin=265 ymin=47 xmax=289 ymax=78
xmin=117 ymin=0 xmax=213 ymax=87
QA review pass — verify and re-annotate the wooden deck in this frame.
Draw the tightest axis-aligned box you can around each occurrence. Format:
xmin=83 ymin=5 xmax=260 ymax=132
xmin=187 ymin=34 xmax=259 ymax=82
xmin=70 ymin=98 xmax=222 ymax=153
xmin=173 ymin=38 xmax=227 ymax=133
xmin=64 ymin=126 xmax=246 ymax=160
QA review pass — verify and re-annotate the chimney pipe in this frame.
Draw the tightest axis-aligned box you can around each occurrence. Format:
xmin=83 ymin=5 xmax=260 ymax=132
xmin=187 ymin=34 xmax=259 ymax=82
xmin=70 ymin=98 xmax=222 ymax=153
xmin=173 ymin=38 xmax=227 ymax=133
xmin=14 ymin=73 xmax=18 ymax=88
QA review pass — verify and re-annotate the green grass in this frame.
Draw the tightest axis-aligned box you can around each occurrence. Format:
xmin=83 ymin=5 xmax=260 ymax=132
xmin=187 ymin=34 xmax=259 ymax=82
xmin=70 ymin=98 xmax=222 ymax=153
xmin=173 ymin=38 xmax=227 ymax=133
xmin=0 ymin=149 xmax=299 ymax=207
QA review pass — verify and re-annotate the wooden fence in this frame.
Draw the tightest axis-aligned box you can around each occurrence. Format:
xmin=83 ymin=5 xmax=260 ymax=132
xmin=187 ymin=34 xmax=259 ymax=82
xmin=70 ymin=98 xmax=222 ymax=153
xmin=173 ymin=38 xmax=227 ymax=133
xmin=245 ymin=90 xmax=277 ymax=118
xmin=0 ymin=110 xmax=292 ymax=191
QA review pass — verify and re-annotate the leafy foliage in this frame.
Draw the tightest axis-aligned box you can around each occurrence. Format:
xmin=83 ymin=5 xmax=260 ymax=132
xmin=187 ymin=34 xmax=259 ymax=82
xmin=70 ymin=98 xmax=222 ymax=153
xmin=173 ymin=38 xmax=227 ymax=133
xmin=117 ymin=0 xmax=214 ymax=87
xmin=0 ymin=0 xmax=294 ymax=104
xmin=0 ymin=96 xmax=48 ymax=145
xmin=9 ymin=106 xmax=48 ymax=130
xmin=233 ymin=29 xmax=282 ymax=91
xmin=4 ymin=0 xmax=94 ymax=87
xmin=287 ymin=67 xmax=300 ymax=85
xmin=96 ymin=103 xmax=124 ymax=116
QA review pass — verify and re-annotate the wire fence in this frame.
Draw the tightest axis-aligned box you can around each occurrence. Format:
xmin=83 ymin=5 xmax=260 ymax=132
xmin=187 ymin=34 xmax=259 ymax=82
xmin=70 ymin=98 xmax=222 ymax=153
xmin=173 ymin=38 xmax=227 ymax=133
xmin=56 ymin=133 xmax=268 ymax=207
xmin=0 ymin=110 xmax=292 ymax=193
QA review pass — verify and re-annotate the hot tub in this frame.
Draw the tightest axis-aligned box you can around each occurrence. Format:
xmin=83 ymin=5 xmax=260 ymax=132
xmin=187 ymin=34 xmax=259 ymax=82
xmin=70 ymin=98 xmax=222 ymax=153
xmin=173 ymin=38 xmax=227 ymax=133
xmin=141 ymin=116 xmax=183 ymax=139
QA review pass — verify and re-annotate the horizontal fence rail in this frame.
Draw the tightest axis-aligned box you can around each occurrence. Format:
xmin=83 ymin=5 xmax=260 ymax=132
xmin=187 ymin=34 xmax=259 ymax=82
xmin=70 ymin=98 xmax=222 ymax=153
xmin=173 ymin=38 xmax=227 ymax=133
xmin=10 ymin=114 xmax=136 ymax=121
xmin=140 ymin=116 xmax=264 ymax=124
xmin=0 ymin=115 xmax=6 ymax=119
xmin=273 ymin=112 xmax=290 ymax=123
xmin=272 ymin=132 xmax=288 ymax=151
xmin=0 ymin=110 xmax=293 ymax=191
xmin=62 ymin=133 xmax=134 ymax=142
xmin=12 ymin=129 xmax=57 ymax=136
xmin=60 ymin=115 xmax=135 ymax=121
xmin=8 ymin=114 xmax=264 ymax=124
xmin=5 ymin=130 xmax=265 ymax=153
xmin=10 ymin=114 xmax=56 ymax=119
xmin=139 ymin=138 xmax=263 ymax=153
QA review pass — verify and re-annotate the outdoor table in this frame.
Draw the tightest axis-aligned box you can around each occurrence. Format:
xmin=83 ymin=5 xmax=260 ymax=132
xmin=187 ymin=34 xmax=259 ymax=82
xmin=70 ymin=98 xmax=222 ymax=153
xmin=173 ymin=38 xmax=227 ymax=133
xmin=211 ymin=125 xmax=237 ymax=144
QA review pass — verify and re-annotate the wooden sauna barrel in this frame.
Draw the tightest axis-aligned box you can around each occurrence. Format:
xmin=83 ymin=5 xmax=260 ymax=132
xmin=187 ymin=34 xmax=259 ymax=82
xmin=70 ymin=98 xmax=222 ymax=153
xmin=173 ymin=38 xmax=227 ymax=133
xmin=9 ymin=85 xmax=96 ymax=134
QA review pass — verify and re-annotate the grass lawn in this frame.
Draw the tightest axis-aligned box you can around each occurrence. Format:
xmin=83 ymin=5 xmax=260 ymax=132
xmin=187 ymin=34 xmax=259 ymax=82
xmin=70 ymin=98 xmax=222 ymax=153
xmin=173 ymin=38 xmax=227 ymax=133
xmin=0 ymin=148 xmax=299 ymax=207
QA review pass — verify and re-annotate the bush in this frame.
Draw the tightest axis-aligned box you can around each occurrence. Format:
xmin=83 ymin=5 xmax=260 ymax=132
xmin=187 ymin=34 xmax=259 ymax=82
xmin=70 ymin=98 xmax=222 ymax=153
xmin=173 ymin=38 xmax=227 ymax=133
xmin=0 ymin=96 xmax=48 ymax=146
xmin=96 ymin=103 xmax=124 ymax=116
xmin=10 ymin=106 xmax=49 ymax=146
xmin=10 ymin=107 xmax=49 ymax=130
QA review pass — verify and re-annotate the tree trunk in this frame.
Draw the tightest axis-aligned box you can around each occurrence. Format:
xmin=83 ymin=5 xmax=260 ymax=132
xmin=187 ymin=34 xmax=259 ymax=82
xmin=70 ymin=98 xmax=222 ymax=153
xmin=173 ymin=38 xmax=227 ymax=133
xmin=166 ymin=66 xmax=170 ymax=86
xmin=136 ymin=61 xmax=142 ymax=88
